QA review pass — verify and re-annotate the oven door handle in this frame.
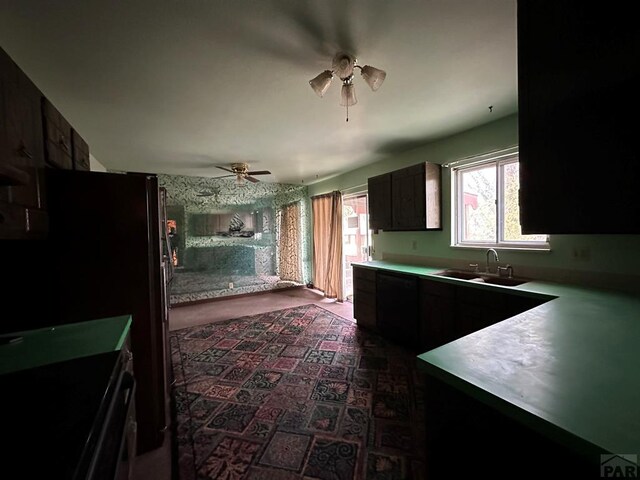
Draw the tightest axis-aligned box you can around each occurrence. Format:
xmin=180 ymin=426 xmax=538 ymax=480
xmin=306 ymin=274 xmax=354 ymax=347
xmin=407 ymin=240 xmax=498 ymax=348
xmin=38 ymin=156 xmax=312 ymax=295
xmin=85 ymin=371 xmax=136 ymax=480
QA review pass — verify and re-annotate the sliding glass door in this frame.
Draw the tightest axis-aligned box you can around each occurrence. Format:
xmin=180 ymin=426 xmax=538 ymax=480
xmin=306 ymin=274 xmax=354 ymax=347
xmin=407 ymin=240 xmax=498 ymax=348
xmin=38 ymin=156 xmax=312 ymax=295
xmin=342 ymin=193 xmax=371 ymax=301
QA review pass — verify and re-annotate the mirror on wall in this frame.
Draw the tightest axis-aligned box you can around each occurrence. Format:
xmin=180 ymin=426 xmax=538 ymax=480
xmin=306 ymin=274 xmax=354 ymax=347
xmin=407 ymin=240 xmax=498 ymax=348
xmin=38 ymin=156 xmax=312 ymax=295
xmin=158 ymin=173 xmax=310 ymax=304
xmin=188 ymin=206 xmax=274 ymax=238
xmin=191 ymin=211 xmax=256 ymax=237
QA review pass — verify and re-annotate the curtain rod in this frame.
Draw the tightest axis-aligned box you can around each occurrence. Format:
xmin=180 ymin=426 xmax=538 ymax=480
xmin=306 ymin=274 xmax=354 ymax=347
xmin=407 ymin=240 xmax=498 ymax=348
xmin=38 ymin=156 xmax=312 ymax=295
xmin=341 ymin=183 xmax=367 ymax=193
xmin=311 ymin=190 xmax=341 ymax=200
xmin=443 ymin=145 xmax=518 ymax=168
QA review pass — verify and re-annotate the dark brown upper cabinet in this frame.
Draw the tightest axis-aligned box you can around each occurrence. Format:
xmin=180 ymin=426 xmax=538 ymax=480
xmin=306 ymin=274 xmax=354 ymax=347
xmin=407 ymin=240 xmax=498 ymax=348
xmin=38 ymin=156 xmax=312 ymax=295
xmin=518 ymin=1 xmax=640 ymax=233
xmin=71 ymin=129 xmax=90 ymax=171
xmin=0 ymin=47 xmax=47 ymax=238
xmin=42 ymin=98 xmax=74 ymax=170
xmin=367 ymin=172 xmax=392 ymax=230
xmin=368 ymin=162 xmax=441 ymax=232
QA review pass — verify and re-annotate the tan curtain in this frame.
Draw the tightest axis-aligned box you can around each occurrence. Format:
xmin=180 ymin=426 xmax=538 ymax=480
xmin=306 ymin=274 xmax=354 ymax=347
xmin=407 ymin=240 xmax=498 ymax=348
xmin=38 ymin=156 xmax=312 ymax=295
xmin=278 ymin=202 xmax=302 ymax=282
xmin=312 ymin=191 xmax=343 ymax=300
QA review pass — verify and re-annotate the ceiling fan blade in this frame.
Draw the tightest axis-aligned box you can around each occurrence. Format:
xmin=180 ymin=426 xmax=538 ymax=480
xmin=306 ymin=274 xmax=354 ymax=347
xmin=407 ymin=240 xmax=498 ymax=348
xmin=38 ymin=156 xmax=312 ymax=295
xmin=215 ymin=166 xmax=235 ymax=173
xmin=246 ymin=170 xmax=271 ymax=176
xmin=245 ymin=176 xmax=260 ymax=183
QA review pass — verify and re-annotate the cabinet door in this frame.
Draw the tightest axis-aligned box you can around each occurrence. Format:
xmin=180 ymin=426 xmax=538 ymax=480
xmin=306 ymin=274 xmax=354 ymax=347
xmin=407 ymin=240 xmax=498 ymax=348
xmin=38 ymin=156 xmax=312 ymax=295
xmin=71 ymin=129 xmax=90 ymax=171
xmin=376 ymin=272 xmax=419 ymax=348
xmin=455 ymin=286 xmax=506 ymax=337
xmin=518 ymin=2 xmax=640 ymax=233
xmin=419 ymin=279 xmax=455 ymax=350
xmin=367 ymin=173 xmax=391 ymax=230
xmin=42 ymin=98 xmax=73 ymax=170
xmin=353 ymin=266 xmax=377 ymax=330
xmin=504 ymin=293 xmax=546 ymax=319
xmin=0 ymin=48 xmax=47 ymax=238
xmin=391 ymin=164 xmax=425 ymax=230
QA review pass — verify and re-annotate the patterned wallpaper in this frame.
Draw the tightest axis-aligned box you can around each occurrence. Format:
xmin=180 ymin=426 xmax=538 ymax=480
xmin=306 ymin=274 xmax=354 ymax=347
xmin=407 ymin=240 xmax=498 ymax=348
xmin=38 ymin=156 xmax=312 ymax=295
xmin=158 ymin=174 xmax=311 ymax=300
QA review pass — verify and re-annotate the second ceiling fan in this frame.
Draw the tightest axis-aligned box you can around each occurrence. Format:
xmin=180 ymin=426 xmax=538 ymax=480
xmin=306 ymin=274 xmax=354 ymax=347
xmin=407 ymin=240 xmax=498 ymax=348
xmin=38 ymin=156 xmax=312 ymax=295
xmin=216 ymin=163 xmax=271 ymax=184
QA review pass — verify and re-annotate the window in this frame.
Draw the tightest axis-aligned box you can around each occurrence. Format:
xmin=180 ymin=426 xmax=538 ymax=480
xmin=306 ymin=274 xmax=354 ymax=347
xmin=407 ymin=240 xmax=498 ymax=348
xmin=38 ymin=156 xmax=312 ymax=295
xmin=453 ymin=152 xmax=548 ymax=249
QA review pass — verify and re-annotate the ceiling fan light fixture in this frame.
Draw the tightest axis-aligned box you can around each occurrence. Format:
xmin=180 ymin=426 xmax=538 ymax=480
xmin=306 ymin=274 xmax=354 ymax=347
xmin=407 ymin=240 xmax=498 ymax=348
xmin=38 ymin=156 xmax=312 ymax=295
xmin=332 ymin=52 xmax=356 ymax=80
xmin=309 ymin=52 xmax=384 ymax=120
xmin=309 ymin=70 xmax=333 ymax=97
xmin=340 ymin=82 xmax=357 ymax=107
xmin=360 ymin=65 xmax=387 ymax=91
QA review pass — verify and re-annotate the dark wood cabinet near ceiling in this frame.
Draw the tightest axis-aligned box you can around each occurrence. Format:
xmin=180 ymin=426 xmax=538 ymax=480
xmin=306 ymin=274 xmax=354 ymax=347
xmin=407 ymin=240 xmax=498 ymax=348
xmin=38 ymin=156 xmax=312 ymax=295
xmin=0 ymin=46 xmax=47 ymax=238
xmin=1 ymin=46 xmax=91 ymax=239
xmin=42 ymin=98 xmax=74 ymax=170
xmin=518 ymin=1 xmax=640 ymax=233
xmin=368 ymin=162 xmax=441 ymax=232
xmin=71 ymin=129 xmax=90 ymax=171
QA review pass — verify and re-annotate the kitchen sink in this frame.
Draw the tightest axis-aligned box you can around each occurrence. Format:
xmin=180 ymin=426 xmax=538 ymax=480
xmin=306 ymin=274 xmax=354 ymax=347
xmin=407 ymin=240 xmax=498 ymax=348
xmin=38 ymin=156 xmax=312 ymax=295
xmin=476 ymin=276 xmax=528 ymax=286
xmin=433 ymin=269 xmax=528 ymax=286
xmin=433 ymin=269 xmax=482 ymax=280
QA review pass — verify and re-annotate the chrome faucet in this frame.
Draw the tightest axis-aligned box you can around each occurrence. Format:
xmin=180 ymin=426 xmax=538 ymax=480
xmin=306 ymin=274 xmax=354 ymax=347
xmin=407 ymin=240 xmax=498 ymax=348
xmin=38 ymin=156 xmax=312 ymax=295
xmin=486 ymin=248 xmax=499 ymax=274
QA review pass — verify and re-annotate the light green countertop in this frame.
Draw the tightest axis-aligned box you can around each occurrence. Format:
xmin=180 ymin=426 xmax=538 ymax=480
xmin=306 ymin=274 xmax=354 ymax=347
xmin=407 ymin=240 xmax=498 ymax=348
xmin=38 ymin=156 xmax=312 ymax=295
xmin=353 ymin=260 xmax=640 ymax=456
xmin=0 ymin=315 xmax=132 ymax=375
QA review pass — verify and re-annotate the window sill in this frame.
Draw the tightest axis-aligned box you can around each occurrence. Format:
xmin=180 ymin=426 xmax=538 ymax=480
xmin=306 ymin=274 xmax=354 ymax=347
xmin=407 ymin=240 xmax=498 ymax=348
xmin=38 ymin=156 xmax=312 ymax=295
xmin=450 ymin=244 xmax=551 ymax=253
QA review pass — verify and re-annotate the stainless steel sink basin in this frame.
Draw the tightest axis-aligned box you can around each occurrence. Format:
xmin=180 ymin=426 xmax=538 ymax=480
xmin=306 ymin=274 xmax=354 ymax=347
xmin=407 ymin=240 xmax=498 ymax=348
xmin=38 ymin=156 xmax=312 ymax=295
xmin=477 ymin=276 xmax=527 ymax=286
xmin=433 ymin=269 xmax=528 ymax=286
xmin=433 ymin=269 xmax=483 ymax=280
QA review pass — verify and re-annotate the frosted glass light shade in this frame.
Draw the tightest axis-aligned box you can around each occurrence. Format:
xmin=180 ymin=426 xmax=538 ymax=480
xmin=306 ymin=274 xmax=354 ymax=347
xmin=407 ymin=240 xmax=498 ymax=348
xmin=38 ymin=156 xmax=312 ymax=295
xmin=309 ymin=70 xmax=333 ymax=97
xmin=340 ymin=83 xmax=357 ymax=106
xmin=360 ymin=65 xmax=386 ymax=91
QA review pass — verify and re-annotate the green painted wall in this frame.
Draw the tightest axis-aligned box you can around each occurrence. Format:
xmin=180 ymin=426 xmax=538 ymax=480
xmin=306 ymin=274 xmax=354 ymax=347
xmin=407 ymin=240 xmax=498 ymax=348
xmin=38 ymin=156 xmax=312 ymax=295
xmin=309 ymin=114 xmax=640 ymax=276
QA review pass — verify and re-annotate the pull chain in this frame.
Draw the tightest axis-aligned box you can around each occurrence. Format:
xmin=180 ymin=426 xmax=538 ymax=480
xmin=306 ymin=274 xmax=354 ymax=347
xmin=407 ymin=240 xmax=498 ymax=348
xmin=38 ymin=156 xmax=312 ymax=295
xmin=346 ymin=104 xmax=349 ymax=122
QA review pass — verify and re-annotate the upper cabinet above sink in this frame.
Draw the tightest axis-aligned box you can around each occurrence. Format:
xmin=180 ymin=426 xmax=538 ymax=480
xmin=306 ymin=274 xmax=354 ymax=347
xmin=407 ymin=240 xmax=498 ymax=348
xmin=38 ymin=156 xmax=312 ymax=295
xmin=368 ymin=162 xmax=441 ymax=232
xmin=518 ymin=2 xmax=640 ymax=233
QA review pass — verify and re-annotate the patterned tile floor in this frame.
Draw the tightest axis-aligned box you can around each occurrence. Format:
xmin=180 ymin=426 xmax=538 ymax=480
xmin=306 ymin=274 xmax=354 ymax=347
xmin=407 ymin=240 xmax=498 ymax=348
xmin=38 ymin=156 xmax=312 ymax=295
xmin=171 ymin=304 xmax=426 ymax=480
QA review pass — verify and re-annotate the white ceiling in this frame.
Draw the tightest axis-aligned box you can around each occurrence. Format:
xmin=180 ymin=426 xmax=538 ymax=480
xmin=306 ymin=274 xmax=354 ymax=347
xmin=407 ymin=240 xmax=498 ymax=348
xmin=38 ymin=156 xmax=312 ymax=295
xmin=0 ymin=0 xmax=517 ymax=185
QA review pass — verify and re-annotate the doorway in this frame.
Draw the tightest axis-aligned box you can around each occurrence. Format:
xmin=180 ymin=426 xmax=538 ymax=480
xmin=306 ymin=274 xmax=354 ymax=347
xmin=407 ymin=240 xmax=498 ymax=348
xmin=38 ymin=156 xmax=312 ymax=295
xmin=342 ymin=193 xmax=372 ymax=301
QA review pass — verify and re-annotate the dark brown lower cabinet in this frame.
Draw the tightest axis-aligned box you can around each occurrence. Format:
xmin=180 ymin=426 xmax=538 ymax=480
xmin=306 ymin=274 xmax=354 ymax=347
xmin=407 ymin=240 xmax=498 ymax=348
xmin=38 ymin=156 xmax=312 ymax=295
xmin=455 ymin=285 xmax=508 ymax=337
xmin=354 ymin=266 xmax=549 ymax=352
xmin=353 ymin=265 xmax=377 ymax=331
xmin=420 ymin=280 xmax=548 ymax=351
xmin=376 ymin=272 xmax=419 ymax=349
xmin=419 ymin=279 xmax=456 ymax=349
xmin=424 ymin=374 xmax=594 ymax=478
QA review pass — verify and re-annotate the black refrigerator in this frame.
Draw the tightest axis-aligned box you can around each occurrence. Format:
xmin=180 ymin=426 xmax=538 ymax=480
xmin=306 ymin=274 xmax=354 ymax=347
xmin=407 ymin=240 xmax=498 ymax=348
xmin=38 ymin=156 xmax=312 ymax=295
xmin=43 ymin=169 xmax=170 ymax=454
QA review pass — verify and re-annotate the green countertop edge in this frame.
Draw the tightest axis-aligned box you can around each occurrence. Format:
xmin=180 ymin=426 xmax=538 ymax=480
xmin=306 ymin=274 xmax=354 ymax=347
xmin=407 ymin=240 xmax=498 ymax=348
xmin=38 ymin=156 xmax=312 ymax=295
xmin=0 ymin=315 xmax=132 ymax=375
xmin=353 ymin=260 xmax=640 ymax=455
xmin=416 ymin=356 xmax=604 ymax=461
xmin=351 ymin=260 xmax=558 ymax=301
xmin=115 ymin=316 xmax=133 ymax=350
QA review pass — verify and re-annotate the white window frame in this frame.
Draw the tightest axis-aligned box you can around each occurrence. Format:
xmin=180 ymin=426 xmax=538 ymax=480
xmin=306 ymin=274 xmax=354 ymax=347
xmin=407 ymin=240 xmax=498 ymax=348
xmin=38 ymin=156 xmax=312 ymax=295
xmin=452 ymin=152 xmax=549 ymax=250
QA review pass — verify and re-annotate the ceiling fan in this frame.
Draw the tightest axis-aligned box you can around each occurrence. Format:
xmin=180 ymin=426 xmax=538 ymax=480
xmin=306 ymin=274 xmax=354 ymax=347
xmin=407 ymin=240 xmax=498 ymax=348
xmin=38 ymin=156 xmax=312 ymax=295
xmin=215 ymin=163 xmax=271 ymax=184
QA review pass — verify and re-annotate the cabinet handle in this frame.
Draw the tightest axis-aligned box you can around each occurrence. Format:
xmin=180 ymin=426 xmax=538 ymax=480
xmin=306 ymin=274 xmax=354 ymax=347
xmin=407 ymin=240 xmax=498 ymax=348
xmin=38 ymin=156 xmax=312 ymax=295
xmin=59 ymin=136 xmax=69 ymax=152
xmin=19 ymin=145 xmax=33 ymax=159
